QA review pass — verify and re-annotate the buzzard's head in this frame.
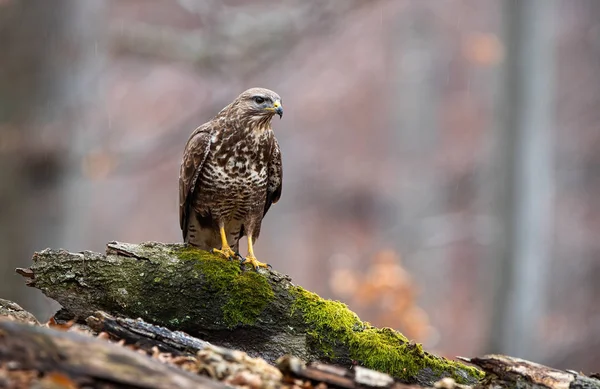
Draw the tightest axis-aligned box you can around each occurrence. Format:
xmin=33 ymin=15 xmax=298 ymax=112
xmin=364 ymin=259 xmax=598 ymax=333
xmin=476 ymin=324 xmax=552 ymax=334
xmin=233 ymin=88 xmax=283 ymax=124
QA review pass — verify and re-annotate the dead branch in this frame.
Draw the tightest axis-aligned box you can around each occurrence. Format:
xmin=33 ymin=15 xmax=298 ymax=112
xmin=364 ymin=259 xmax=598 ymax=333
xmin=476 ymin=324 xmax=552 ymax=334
xmin=0 ymin=319 xmax=226 ymax=389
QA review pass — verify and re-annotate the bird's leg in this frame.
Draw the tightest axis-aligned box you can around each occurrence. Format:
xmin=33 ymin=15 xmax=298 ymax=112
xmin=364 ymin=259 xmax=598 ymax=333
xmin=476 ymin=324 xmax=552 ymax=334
xmin=212 ymin=226 xmax=236 ymax=259
xmin=242 ymin=235 xmax=268 ymax=269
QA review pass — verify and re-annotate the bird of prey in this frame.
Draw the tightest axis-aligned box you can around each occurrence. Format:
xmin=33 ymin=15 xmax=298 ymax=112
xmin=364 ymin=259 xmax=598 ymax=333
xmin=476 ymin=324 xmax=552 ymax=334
xmin=179 ymin=88 xmax=283 ymax=269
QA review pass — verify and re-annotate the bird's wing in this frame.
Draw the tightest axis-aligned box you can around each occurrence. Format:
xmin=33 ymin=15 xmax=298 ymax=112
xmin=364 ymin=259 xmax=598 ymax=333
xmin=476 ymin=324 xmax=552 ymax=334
xmin=179 ymin=124 xmax=213 ymax=237
xmin=264 ymin=136 xmax=283 ymax=216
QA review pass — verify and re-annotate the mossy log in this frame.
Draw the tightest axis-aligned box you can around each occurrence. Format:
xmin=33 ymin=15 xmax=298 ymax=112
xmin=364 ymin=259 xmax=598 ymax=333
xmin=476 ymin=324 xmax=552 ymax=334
xmin=17 ymin=241 xmax=482 ymax=386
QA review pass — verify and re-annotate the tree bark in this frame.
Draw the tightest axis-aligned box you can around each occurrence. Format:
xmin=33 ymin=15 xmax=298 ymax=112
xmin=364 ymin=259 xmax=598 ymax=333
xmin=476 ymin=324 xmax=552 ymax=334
xmin=16 ymin=241 xmax=481 ymax=386
xmin=0 ymin=319 xmax=226 ymax=389
xmin=463 ymin=355 xmax=600 ymax=389
xmin=85 ymin=311 xmax=212 ymax=356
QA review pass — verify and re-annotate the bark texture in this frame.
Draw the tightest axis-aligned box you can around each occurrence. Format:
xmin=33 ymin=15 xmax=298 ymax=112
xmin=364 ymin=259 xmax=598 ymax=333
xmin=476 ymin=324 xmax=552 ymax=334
xmin=1 ymin=298 xmax=599 ymax=389
xmin=17 ymin=241 xmax=481 ymax=386
xmin=464 ymin=355 xmax=600 ymax=389
xmin=0 ymin=319 xmax=227 ymax=389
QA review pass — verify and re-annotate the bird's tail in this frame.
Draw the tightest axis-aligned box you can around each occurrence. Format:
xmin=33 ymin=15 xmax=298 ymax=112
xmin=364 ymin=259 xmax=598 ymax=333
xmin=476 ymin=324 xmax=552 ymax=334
xmin=185 ymin=215 xmax=240 ymax=253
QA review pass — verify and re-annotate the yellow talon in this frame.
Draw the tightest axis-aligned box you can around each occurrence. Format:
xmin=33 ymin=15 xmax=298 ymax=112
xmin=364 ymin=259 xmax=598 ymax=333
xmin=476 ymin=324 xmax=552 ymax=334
xmin=213 ymin=247 xmax=236 ymax=259
xmin=242 ymin=255 xmax=268 ymax=270
xmin=243 ymin=235 xmax=268 ymax=270
xmin=213 ymin=225 xmax=236 ymax=259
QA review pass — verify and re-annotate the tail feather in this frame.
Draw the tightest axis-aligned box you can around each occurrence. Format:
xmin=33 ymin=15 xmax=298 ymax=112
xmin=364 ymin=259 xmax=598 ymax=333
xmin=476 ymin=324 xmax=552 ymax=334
xmin=185 ymin=213 xmax=240 ymax=253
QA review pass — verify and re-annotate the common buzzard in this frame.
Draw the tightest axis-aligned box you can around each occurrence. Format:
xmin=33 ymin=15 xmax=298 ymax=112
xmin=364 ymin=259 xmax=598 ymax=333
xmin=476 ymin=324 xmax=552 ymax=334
xmin=179 ymin=88 xmax=283 ymax=269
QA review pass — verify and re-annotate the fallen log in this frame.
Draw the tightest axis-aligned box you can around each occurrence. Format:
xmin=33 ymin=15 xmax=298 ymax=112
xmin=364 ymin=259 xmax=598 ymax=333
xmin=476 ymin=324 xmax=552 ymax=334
xmin=86 ymin=311 xmax=212 ymax=356
xmin=1 ymin=300 xmax=598 ymax=389
xmin=0 ymin=319 xmax=226 ymax=389
xmin=16 ymin=241 xmax=482 ymax=386
xmin=462 ymin=355 xmax=600 ymax=389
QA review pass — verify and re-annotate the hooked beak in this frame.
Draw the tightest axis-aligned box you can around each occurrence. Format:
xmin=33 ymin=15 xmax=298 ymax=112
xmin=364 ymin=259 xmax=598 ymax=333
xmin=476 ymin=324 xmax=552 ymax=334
xmin=273 ymin=100 xmax=283 ymax=119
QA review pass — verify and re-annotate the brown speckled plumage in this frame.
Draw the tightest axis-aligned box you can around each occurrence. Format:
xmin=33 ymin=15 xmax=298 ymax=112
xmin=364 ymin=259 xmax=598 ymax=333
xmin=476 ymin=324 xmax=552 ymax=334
xmin=179 ymin=88 xmax=283 ymax=258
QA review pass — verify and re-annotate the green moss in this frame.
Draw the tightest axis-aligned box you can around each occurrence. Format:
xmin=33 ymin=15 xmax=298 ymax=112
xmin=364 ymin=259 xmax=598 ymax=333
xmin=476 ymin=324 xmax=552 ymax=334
xmin=173 ymin=245 xmax=222 ymax=265
xmin=222 ymin=271 xmax=275 ymax=326
xmin=171 ymin=246 xmax=275 ymax=328
xmin=291 ymin=288 xmax=363 ymax=333
xmin=291 ymin=287 xmax=482 ymax=383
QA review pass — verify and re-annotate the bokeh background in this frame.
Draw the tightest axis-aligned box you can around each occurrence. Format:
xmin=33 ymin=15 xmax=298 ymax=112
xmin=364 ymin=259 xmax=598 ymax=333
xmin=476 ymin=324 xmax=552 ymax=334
xmin=1 ymin=0 xmax=598 ymax=371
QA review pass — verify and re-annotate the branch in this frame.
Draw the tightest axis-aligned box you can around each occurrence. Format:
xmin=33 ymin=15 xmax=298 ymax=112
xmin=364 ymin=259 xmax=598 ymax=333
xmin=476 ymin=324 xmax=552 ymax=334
xmin=109 ymin=1 xmax=367 ymax=74
xmin=86 ymin=311 xmax=212 ymax=356
xmin=0 ymin=319 xmax=226 ymax=389
xmin=461 ymin=355 xmax=600 ymax=389
xmin=0 ymin=298 xmax=39 ymax=325
xmin=17 ymin=241 xmax=482 ymax=386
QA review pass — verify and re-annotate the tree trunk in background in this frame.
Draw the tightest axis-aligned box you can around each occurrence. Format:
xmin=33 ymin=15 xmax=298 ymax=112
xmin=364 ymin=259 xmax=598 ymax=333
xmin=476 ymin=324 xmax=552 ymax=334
xmin=389 ymin=3 xmax=445 ymax=322
xmin=0 ymin=0 xmax=106 ymax=319
xmin=486 ymin=0 xmax=557 ymax=359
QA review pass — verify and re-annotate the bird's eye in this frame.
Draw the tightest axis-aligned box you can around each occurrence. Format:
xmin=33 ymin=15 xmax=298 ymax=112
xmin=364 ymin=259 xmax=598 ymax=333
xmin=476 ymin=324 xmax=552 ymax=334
xmin=253 ymin=96 xmax=265 ymax=104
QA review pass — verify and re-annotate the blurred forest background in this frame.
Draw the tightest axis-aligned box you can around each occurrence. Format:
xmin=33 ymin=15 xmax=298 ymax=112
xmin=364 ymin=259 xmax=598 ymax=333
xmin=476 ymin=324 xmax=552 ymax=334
xmin=1 ymin=0 xmax=599 ymax=372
